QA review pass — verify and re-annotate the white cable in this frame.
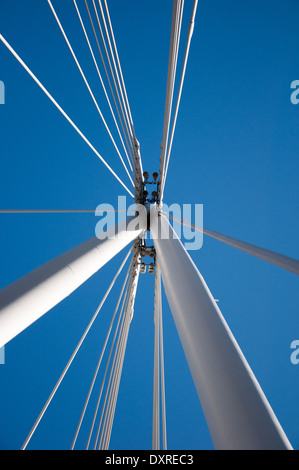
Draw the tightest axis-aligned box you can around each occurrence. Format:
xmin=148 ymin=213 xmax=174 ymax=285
xmin=157 ymin=264 xmax=167 ymax=450
xmin=71 ymin=254 xmax=133 ymax=450
xmin=97 ymin=0 xmax=134 ymax=145
xmin=160 ymin=0 xmax=183 ymax=163
xmin=101 ymin=305 xmax=131 ymax=449
xmin=153 ymin=286 xmax=160 ymax=450
xmin=89 ymin=267 xmax=131 ymax=449
xmin=47 ymin=0 xmax=134 ymax=188
xmin=101 ymin=251 xmax=141 ymax=449
xmin=160 ymin=0 xmax=198 ymax=200
xmin=151 ymin=262 xmax=167 ymax=450
xmin=159 ymin=0 xmax=184 ymax=201
xmin=0 ymin=34 xmax=134 ymax=198
xmin=85 ymin=262 xmax=131 ymax=449
xmin=164 ymin=213 xmax=299 ymax=276
xmin=20 ymin=247 xmax=132 ymax=450
xmin=102 ymin=0 xmax=137 ymax=141
xmin=91 ymin=0 xmax=135 ymax=157
xmin=73 ymin=0 xmax=134 ymax=175
xmin=0 ymin=209 xmax=133 ymax=213
xmin=94 ymin=290 xmax=129 ymax=449
xmin=152 ymin=262 xmax=162 ymax=450
xmin=97 ymin=270 xmax=134 ymax=449
xmin=84 ymin=0 xmax=135 ymax=167
xmin=104 ymin=313 xmax=131 ymax=449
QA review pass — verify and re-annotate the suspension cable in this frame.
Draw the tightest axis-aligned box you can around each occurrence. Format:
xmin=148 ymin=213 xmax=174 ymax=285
xmin=159 ymin=0 xmax=184 ymax=204
xmin=102 ymin=0 xmax=137 ymax=142
xmin=89 ymin=0 xmax=135 ymax=163
xmin=164 ymin=212 xmax=299 ymax=276
xmin=72 ymin=0 xmax=134 ymax=175
xmin=97 ymin=0 xmax=134 ymax=150
xmin=84 ymin=0 xmax=135 ymax=168
xmin=0 ymin=209 xmax=134 ymax=214
xmin=46 ymin=0 xmax=133 ymax=187
xmin=160 ymin=0 xmax=198 ymax=201
xmin=93 ymin=0 xmax=134 ymax=150
xmin=100 ymin=0 xmax=144 ymax=187
xmin=0 ymin=35 xmax=134 ymax=198
xmin=157 ymin=263 xmax=167 ymax=450
xmin=153 ymin=264 xmax=160 ymax=450
xmin=20 ymin=247 xmax=132 ymax=450
xmin=97 ymin=249 xmax=140 ymax=450
xmin=86 ymin=262 xmax=131 ymax=449
xmin=97 ymin=267 xmax=136 ymax=449
xmin=71 ymin=255 xmax=133 ymax=449
xmin=100 ymin=301 xmax=131 ymax=449
xmin=91 ymin=268 xmax=132 ymax=449
xmin=104 ymin=315 xmax=131 ymax=449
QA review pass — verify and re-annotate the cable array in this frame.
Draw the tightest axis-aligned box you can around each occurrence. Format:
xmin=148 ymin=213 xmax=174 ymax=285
xmin=72 ymin=254 xmax=135 ymax=449
xmin=159 ymin=0 xmax=198 ymax=204
xmin=21 ymin=247 xmax=133 ymax=450
xmin=73 ymin=0 xmax=134 ymax=177
xmin=152 ymin=263 xmax=167 ymax=450
xmin=47 ymin=0 xmax=135 ymax=187
xmin=0 ymin=34 xmax=134 ymax=198
xmin=159 ymin=0 xmax=184 ymax=200
xmin=83 ymin=0 xmax=144 ymax=200
xmin=0 ymin=0 xmax=144 ymax=199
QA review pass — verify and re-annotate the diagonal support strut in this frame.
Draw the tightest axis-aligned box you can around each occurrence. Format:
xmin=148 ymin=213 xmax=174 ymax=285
xmin=150 ymin=207 xmax=292 ymax=450
xmin=0 ymin=216 xmax=146 ymax=348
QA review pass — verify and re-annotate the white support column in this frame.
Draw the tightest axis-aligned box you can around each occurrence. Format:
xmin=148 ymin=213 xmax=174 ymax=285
xmin=151 ymin=207 xmax=292 ymax=450
xmin=0 ymin=216 xmax=146 ymax=348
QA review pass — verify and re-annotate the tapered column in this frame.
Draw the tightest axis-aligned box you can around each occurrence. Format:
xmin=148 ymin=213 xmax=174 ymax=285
xmin=151 ymin=207 xmax=292 ymax=450
xmin=0 ymin=216 xmax=146 ymax=348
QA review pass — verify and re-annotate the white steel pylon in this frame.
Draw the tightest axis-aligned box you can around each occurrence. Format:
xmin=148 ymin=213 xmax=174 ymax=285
xmin=151 ymin=206 xmax=292 ymax=450
xmin=0 ymin=216 xmax=146 ymax=348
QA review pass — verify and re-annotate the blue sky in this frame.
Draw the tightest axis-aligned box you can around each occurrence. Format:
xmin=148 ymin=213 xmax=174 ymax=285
xmin=0 ymin=0 xmax=298 ymax=450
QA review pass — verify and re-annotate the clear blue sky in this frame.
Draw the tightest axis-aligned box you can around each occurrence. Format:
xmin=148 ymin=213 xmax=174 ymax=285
xmin=0 ymin=0 xmax=298 ymax=450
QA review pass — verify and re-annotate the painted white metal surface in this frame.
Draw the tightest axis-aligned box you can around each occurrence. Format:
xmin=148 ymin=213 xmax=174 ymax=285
xmin=0 ymin=217 xmax=146 ymax=348
xmin=151 ymin=207 xmax=292 ymax=450
xmin=164 ymin=213 xmax=299 ymax=276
